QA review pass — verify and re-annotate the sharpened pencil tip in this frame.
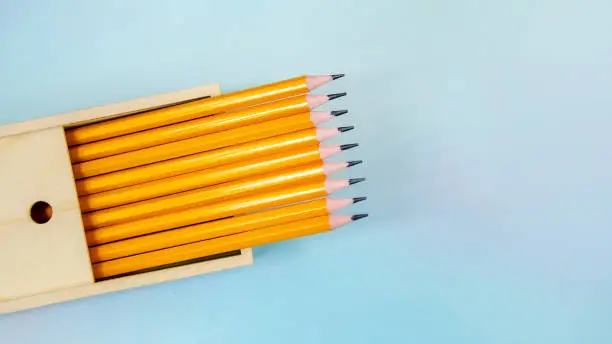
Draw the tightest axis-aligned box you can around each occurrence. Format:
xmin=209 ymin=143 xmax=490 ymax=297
xmin=331 ymin=74 xmax=345 ymax=80
xmin=352 ymin=197 xmax=367 ymax=204
xmin=338 ymin=126 xmax=354 ymax=133
xmin=351 ymin=214 xmax=369 ymax=221
xmin=349 ymin=178 xmax=366 ymax=185
xmin=327 ymin=92 xmax=347 ymax=100
xmin=347 ymin=160 xmax=363 ymax=167
xmin=340 ymin=143 xmax=359 ymax=151
xmin=331 ymin=110 xmax=348 ymax=117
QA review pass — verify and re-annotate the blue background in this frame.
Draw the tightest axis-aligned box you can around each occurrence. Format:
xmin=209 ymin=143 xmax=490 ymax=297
xmin=1 ymin=1 xmax=611 ymax=343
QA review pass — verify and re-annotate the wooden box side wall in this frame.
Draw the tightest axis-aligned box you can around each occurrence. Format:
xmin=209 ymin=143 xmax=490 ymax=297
xmin=0 ymin=83 xmax=254 ymax=314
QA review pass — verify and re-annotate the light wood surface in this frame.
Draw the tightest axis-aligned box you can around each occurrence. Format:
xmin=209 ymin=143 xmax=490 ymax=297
xmin=0 ymin=249 xmax=252 ymax=314
xmin=0 ymin=83 xmax=255 ymax=313
xmin=0 ymin=126 xmax=93 ymax=299
xmin=0 ymin=84 xmax=220 ymax=138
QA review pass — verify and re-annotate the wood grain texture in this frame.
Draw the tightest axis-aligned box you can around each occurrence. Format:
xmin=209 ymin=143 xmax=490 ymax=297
xmin=0 ymin=84 xmax=220 ymax=138
xmin=0 ymin=83 xmax=255 ymax=313
xmin=0 ymin=127 xmax=93 ymax=299
xmin=0 ymin=249 xmax=252 ymax=314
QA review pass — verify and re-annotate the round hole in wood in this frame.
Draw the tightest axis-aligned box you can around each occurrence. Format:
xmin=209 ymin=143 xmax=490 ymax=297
xmin=30 ymin=201 xmax=53 ymax=224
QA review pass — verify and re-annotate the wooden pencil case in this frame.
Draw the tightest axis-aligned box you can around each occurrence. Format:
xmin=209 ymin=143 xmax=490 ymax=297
xmin=0 ymin=84 xmax=253 ymax=314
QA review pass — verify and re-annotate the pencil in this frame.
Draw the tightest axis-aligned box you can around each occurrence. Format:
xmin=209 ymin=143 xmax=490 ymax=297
xmin=89 ymin=197 xmax=364 ymax=263
xmin=75 ymin=128 xmax=354 ymax=195
xmin=65 ymin=74 xmax=344 ymax=145
xmin=92 ymin=213 xmax=367 ymax=280
xmin=72 ymin=111 xmax=347 ymax=179
xmin=85 ymin=178 xmax=361 ymax=245
xmin=69 ymin=94 xmax=342 ymax=163
xmin=82 ymin=161 xmax=360 ymax=229
xmin=79 ymin=145 xmax=358 ymax=212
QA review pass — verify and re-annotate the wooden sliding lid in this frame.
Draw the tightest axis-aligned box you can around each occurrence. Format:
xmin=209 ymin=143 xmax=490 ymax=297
xmin=0 ymin=127 xmax=93 ymax=299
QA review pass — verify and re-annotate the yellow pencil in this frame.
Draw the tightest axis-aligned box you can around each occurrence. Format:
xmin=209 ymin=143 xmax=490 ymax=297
xmin=89 ymin=197 xmax=362 ymax=263
xmin=73 ymin=112 xmax=326 ymax=179
xmin=75 ymin=127 xmax=349 ymax=195
xmin=79 ymin=144 xmax=350 ymax=212
xmin=82 ymin=161 xmax=355 ymax=229
xmin=85 ymin=178 xmax=359 ymax=246
xmin=92 ymin=214 xmax=367 ymax=280
xmin=69 ymin=94 xmax=336 ymax=162
xmin=65 ymin=74 xmax=343 ymax=145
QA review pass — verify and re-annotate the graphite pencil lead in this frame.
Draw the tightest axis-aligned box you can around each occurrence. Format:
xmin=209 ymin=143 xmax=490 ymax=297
xmin=327 ymin=92 xmax=347 ymax=101
xmin=347 ymin=160 xmax=363 ymax=167
xmin=351 ymin=214 xmax=369 ymax=221
xmin=331 ymin=110 xmax=349 ymax=117
xmin=338 ymin=126 xmax=354 ymax=133
xmin=331 ymin=74 xmax=345 ymax=80
xmin=349 ymin=178 xmax=366 ymax=185
xmin=340 ymin=143 xmax=359 ymax=151
xmin=352 ymin=197 xmax=367 ymax=204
